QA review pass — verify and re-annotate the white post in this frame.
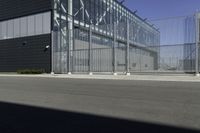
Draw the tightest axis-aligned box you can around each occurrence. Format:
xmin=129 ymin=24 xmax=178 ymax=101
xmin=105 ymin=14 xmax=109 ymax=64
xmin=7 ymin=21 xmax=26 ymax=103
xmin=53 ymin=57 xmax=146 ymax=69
xmin=89 ymin=25 xmax=93 ymax=75
xmin=126 ymin=20 xmax=130 ymax=76
xmin=195 ymin=12 xmax=200 ymax=76
xmin=51 ymin=31 xmax=55 ymax=75
xmin=68 ymin=0 xmax=73 ymax=75
xmin=113 ymin=22 xmax=117 ymax=76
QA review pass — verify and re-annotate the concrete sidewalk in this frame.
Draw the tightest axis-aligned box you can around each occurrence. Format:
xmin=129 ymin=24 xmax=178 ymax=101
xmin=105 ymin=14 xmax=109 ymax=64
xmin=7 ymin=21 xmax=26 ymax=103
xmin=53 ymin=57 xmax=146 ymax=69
xmin=0 ymin=73 xmax=200 ymax=82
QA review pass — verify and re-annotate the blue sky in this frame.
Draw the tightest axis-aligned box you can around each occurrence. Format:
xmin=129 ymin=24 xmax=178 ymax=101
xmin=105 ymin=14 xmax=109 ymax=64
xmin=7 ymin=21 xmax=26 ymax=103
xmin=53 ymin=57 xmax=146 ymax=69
xmin=124 ymin=0 xmax=200 ymax=20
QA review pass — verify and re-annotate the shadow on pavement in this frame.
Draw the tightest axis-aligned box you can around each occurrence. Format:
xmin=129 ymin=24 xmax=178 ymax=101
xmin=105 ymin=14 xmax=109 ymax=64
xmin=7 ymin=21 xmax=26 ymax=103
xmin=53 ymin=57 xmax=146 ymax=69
xmin=0 ymin=101 xmax=199 ymax=133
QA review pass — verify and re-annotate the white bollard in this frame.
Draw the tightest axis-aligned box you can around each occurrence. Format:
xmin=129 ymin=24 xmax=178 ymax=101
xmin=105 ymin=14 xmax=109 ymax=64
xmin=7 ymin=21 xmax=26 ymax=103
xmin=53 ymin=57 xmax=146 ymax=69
xmin=195 ymin=73 xmax=200 ymax=77
xmin=126 ymin=73 xmax=131 ymax=76
xmin=89 ymin=72 xmax=93 ymax=76
xmin=113 ymin=73 xmax=118 ymax=76
xmin=51 ymin=72 xmax=55 ymax=75
xmin=68 ymin=72 xmax=72 ymax=75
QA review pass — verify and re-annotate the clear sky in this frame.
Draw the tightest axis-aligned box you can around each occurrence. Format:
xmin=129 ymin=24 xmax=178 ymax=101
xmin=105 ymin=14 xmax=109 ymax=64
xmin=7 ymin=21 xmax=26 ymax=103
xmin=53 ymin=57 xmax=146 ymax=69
xmin=124 ymin=0 xmax=200 ymax=20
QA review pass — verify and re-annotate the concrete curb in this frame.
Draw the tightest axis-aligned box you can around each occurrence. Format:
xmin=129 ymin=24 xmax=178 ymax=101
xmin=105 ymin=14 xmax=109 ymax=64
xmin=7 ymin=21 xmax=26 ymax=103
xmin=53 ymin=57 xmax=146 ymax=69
xmin=0 ymin=74 xmax=200 ymax=82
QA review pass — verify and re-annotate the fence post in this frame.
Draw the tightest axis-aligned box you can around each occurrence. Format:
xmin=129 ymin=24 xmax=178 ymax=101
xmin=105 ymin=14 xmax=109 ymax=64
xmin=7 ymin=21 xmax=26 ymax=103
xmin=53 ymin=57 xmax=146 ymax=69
xmin=51 ymin=31 xmax=55 ymax=74
xmin=126 ymin=20 xmax=130 ymax=76
xmin=195 ymin=12 xmax=200 ymax=76
xmin=67 ymin=0 xmax=73 ymax=75
xmin=89 ymin=25 xmax=93 ymax=75
xmin=113 ymin=22 xmax=117 ymax=75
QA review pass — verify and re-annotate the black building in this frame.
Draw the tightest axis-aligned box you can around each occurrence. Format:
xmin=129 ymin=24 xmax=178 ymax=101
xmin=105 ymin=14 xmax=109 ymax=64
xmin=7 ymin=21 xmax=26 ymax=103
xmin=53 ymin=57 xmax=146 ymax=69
xmin=0 ymin=0 xmax=52 ymax=72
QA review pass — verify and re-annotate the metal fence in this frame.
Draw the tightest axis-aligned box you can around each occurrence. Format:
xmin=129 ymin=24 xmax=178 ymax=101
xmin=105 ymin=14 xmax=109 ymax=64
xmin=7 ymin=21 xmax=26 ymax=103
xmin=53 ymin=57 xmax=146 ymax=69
xmin=52 ymin=12 xmax=200 ymax=75
xmin=52 ymin=47 xmax=198 ymax=74
xmin=56 ymin=43 xmax=195 ymax=74
xmin=149 ymin=14 xmax=199 ymax=74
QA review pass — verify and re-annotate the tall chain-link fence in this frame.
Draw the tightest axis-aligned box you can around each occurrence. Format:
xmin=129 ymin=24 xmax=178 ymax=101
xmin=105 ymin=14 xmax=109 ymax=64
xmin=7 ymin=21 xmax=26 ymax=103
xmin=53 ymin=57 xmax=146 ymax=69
xmin=52 ymin=0 xmax=200 ymax=75
xmin=58 ymin=43 xmax=195 ymax=73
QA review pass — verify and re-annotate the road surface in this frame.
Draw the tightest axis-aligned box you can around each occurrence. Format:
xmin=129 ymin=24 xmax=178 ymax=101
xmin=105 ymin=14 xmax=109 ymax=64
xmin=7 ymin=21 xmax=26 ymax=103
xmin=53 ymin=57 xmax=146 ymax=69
xmin=0 ymin=76 xmax=200 ymax=132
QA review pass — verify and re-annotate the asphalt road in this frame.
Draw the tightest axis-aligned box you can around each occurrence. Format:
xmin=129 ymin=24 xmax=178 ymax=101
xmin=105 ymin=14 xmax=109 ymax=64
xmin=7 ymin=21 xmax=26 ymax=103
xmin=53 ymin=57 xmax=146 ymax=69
xmin=0 ymin=76 xmax=200 ymax=133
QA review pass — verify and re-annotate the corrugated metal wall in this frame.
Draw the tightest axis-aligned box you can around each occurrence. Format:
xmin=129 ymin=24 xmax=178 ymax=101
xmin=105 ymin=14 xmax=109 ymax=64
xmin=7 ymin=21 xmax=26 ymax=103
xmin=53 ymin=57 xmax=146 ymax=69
xmin=0 ymin=34 xmax=51 ymax=72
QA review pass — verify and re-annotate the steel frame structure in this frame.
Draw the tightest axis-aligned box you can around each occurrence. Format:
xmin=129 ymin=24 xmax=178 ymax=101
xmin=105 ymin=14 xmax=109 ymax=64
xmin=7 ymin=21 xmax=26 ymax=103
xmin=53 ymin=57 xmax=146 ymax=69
xmin=52 ymin=0 xmax=160 ymax=74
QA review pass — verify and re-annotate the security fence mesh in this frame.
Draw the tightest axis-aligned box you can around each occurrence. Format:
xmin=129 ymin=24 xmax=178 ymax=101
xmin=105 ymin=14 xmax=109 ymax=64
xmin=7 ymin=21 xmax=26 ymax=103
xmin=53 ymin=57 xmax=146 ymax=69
xmin=58 ymin=43 xmax=196 ymax=73
xmin=52 ymin=0 xmax=200 ymax=74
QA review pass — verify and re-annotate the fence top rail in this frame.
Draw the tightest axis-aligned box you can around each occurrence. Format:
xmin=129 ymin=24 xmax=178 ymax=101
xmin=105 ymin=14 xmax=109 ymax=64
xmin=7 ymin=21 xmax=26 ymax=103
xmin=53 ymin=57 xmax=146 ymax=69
xmin=150 ymin=14 xmax=195 ymax=22
xmin=147 ymin=43 xmax=196 ymax=47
